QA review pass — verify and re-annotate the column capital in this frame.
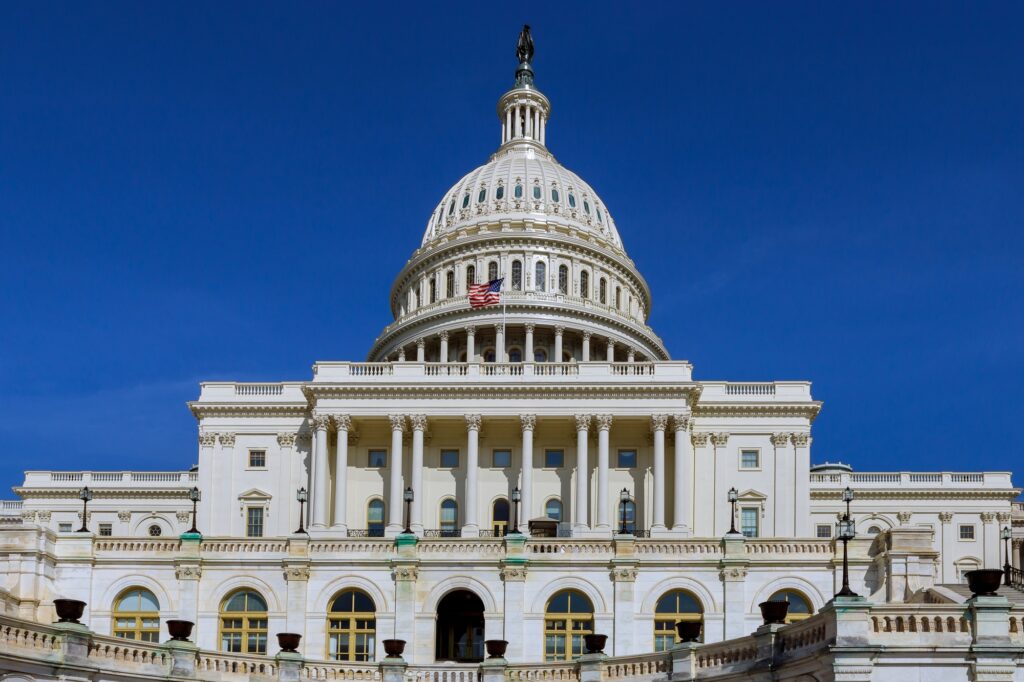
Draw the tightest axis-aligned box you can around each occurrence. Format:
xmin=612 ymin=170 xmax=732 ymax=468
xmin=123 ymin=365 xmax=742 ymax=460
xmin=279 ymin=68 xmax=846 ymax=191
xmin=465 ymin=414 xmax=482 ymax=431
xmin=198 ymin=432 xmax=217 ymax=447
xmin=606 ymin=337 xmax=615 ymax=348
xmin=524 ymin=323 xmax=535 ymax=333
xmin=283 ymin=565 xmax=311 ymax=582
xmin=409 ymin=414 xmax=428 ymax=432
xmin=938 ymin=511 xmax=954 ymax=524
xmin=980 ymin=512 xmax=996 ymax=523
xmin=650 ymin=414 xmax=668 ymax=433
xmin=333 ymin=415 xmax=351 ymax=431
xmin=711 ymin=432 xmax=729 ymax=447
xmin=218 ymin=432 xmax=236 ymax=447
xmin=896 ymin=511 xmax=913 ymax=525
xmin=277 ymin=432 xmax=297 ymax=448
xmin=581 ymin=331 xmax=591 ymax=341
xmin=520 ymin=414 xmax=536 ymax=432
xmin=790 ymin=432 xmax=811 ymax=447
xmin=595 ymin=414 xmax=613 ymax=432
xmin=438 ymin=329 xmax=449 ymax=341
xmin=554 ymin=325 xmax=565 ymax=335
xmin=670 ymin=414 xmax=690 ymax=432
xmin=996 ymin=511 xmax=1011 ymax=524
xmin=388 ymin=414 xmax=407 ymax=432
xmin=691 ymin=431 xmax=711 ymax=447
xmin=771 ymin=432 xmax=790 ymax=447
xmin=574 ymin=414 xmax=592 ymax=432
xmin=312 ymin=414 xmax=332 ymax=431
xmin=415 ymin=337 xmax=425 ymax=349
xmin=464 ymin=325 xmax=476 ymax=335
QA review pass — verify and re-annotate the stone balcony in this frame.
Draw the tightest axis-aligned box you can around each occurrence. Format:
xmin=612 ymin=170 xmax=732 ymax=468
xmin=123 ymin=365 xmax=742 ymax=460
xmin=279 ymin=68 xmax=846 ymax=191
xmin=18 ymin=470 xmax=198 ymax=489
xmin=809 ymin=470 xmax=1015 ymax=489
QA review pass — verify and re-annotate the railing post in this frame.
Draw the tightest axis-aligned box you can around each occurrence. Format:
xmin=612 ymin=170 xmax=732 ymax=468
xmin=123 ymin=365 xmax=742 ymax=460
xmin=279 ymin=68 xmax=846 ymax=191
xmin=669 ymin=641 xmax=698 ymax=681
xmin=275 ymin=650 xmax=303 ymax=682
xmin=577 ymin=652 xmax=607 ymax=682
xmin=165 ymin=639 xmax=199 ymax=678
xmin=379 ymin=655 xmax=408 ymax=682
xmin=480 ymin=655 xmax=508 ymax=682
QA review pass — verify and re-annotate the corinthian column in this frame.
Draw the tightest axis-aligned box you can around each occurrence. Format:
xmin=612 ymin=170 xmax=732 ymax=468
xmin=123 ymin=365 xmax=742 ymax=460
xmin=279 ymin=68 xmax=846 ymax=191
xmin=438 ymin=331 xmax=449 ymax=364
xmin=671 ymin=414 xmax=692 ymax=534
xmin=520 ymin=415 xmax=536 ymax=532
xmin=524 ymin=324 xmax=534 ymax=363
xmin=595 ymin=415 xmax=613 ymax=532
xmin=332 ymin=415 xmax=351 ymax=532
xmin=651 ymin=415 xmax=668 ymax=532
xmin=581 ymin=332 xmax=591 ymax=361
xmin=387 ymin=415 xmax=406 ymax=533
xmin=465 ymin=325 xmax=476 ymax=362
xmin=772 ymin=433 xmax=794 ymax=536
xmin=463 ymin=414 xmax=482 ymax=536
xmin=554 ymin=326 xmax=564 ymax=362
xmin=311 ymin=414 xmax=331 ymax=529
xmin=409 ymin=415 xmax=427 ymax=533
xmin=574 ymin=414 xmax=591 ymax=532
xmin=791 ymin=432 xmax=811 ymax=536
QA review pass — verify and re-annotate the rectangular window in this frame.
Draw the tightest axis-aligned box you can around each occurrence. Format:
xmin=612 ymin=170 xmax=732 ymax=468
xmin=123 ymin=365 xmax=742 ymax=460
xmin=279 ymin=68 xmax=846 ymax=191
xmin=616 ymin=449 xmax=637 ymax=468
xmin=959 ymin=524 xmax=975 ymax=540
xmin=816 ymin=524 xmax=832 ymax=539
xmin=99 ymin=523 xmax=113 ymax=536
xmin=246 ymin=507 xmax=264 ymax=537
xmin=545 ymin=449 xmax=564 ymax=468
xmin=368 ymin=449 xmax=387 ymax=468
xmin=740 ymin=508 xmax=759 ymax=538
xmin=248 ymin=450 xmax=266 ymax=468
xmin=59 ymin=523 xmax=72 ymax=532
xmin=440 ymin=449 xmax=459 ymax=468
xmin=492 ymin=449 xmax=511 ymax=468
xmin=739 ymin=449 xmax=760 ymax=469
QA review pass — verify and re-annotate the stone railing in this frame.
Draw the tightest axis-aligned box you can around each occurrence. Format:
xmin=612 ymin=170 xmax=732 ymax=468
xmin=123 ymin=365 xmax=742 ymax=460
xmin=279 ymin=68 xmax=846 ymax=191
xmin=21 ymin=470 xmax=199 ymax=487
xmin=308 ymin=361 xmax=693 ymax=384
xmin=505 ymin=662 xmax=579 ymax=680
xmin=602 ymin=651 xmax=670 ymax=680
xmin=94 ymin=538 xmax=182 ymax=553
xmin=201 ymin=538 xmax=290 ymax=554
xmin=742 ymin=539 xmax=834 ymax=557
xmin=809 ymin=470 xmax=1012 ymax=488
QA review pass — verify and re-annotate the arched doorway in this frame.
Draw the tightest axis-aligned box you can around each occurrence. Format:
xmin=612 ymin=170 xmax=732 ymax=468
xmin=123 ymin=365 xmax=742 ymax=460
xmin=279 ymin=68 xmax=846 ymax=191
xmin=435 ymin=590 xmax=485 ymax=662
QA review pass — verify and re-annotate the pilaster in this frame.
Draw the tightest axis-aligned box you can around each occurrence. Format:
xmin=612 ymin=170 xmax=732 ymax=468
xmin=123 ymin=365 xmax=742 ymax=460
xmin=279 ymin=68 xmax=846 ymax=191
xmin=174 ymin=533 xmax=202 ymax=625
xmin=611 ymin=534 xmax=638 ymax=656
xmin=392 ymin=533 xmax=420 ymax=659
xmin=283 ymin=535 xmax=311 ymax=648
xmin=718 ymin=533 xmax=749 ymax=640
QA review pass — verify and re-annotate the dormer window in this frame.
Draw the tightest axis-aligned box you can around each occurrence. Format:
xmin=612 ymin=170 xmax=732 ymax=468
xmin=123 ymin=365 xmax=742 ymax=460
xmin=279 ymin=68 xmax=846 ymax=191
xmin=583 ymin=200 xmax=591 ymax=215
xmin=568 ymin=192 xmax=576 ymax=208
xmin=462 ymin=193 xmax=470 ymax=209
xmin=496 ymin=183 xmax=505 ymax=200
xmin=448 ymin=199 xmax=455 ymax=215
xmin=551 ymin=186 xmax=560 ymax=203
xmin=533 ymin=183 xmax=542 ymax=200
xmin=478 ymin=186 xmax=487 ymax=203
xmin=596 ymin=207 xmax=603 ymax=224
xmin=514 ymin=183 xmax=523 ymax=199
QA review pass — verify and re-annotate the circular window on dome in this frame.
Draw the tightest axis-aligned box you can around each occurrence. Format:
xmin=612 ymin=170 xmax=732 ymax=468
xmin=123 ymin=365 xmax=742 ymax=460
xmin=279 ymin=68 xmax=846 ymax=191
xmin=496 ymin=183 xmax=505 ymax=200
xmin=568 ymin=192 xmax=576 ymax=208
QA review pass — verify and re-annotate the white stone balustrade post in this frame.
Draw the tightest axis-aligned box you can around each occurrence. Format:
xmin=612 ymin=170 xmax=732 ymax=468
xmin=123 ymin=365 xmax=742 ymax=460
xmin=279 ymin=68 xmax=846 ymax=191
xmin=333 ymin=415 xmax=351 ymax=531
xmin=387 ymin=415 xmax=406 ymax=533
xmin=438 ymin=330 xmax=449 ymax=363
xmin=595 ymin=415 xmax=612 ymax=531
xmin=574 ymin=414 xmax=591 ymax=532
xmin=651 ymin=415 xmax=668 ymax=532
xmin=672 ymin=414 xmax=692 ymax=533
xmin=464 ymin=414 xmax=481 ymax=536
xmin=409 ymin=415 xmax=427 ymax=533
xmin=520 ymin=415 xmax=535 ymax=532
xmin=311 ymin=415 xmax=331 ymax=529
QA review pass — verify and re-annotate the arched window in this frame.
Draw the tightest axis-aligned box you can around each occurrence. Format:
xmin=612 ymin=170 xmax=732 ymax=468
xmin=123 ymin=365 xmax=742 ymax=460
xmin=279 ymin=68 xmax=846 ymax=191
xmin=478 ymin=186 xmax=487 ymax=203
xmin=446 ymin=271 xmax=455 ymax=298
xmin=462 ymin=192 xmax=470 ymax=209
xmin=466 ymin=265 xmax=476 ymax=289
xmin=533 ymin=183 xmax=542 ymax=200
xmin=535 ymin=261 xmax=546 ymax=292
xmin=492 ymin=498 xmax=510 ymax=536
xmin=219 ymin=590 xmax=268 ymax=654
xmin=654 ymin=590 xmax=703 ymax=650
xmin=568 ymin=192 xmax=577 ymax=209
xmin=544 ymin=590 xmax=593 ymax=661
xmin=496 ymin=183 xmax=505 ymax=200
xmin=509 ymin=347 xmax=523 ymax=363
xmin=483 ymin=348 xmax=496 ymax=363
xmin=113 ymin=588 xmax=160 ymax=641
xmin=440 ymin=499 xmax=459 ymax=536
xmin=448 ymin=199 xmax=456 ymax=215
xmin=511 ymin=260 xmax=522 ymax=290
xmin=596 ymin=207 xmax=603 ymax=224
xmin=514 ymin=182 xmax=523 ymax=199
xmin=580 ymin=271 xmax=589 ymax=299
xmin=618 ymin=499 xmax=636 ymax=534
xmin=767 ymin=590 xmax=813 ymax=623
xmin=488 ymin=261 xmax=498 ymax=282
xmin=415 ymin=288 xmax=421 ymax=309
xmin=367 ymin=499 xmax=385 ymax=537
xmin=615 ymin=287 xmax=621 ymax=309
xmin=429 ymin=277 xmax=437 ymax=303
xmin=867 ymin=525 xmax=882 ymax=536
xmin=599 ymin=277 xmax=607 ymax=304
xmin=545 ymin=498 xmax=562 ymax=522
xmin=328 ymin=590 xmax=376 ymax=661
xmin=534 ymin=348 xmax=548 ymax=362
xmin=583 ymin=200 xmax=591 ymax=215
xmin=551 ymin=186 xmax=560 ymax=203
xmin=558 ymin=265 xmax=568 ymax=294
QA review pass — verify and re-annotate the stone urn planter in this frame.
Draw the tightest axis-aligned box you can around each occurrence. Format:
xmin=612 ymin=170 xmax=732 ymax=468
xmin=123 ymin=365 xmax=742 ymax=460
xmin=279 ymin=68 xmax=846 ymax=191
xmin=53 ymin=599 xmax=86 ymax=624
xmin=485 ymin=639 xmax=508 ymax=658
xmin=675 ymin=620 xmax=703 ymax=643
xmin=583 ymin=633 xmax=607 ymax=654
xmin=383 ymin=639 xmax=406 ymax=658
xmin=965 ymin=569 xmax=1004 ymax=597
xmin=166 ymin=620 xmax=194 ymax=641
xmin=277 ymin=632 xmax=302 ymax=652
xmin=758 ymin=599 xmax=790 ymax=625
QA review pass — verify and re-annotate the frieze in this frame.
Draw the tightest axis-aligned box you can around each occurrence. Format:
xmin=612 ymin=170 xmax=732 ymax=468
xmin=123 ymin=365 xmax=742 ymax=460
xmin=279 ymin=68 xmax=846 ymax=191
xmin=612 ymin=567 xmax=638 ymax=582
xmin=719 ymin=566 xmax=748 ymax=581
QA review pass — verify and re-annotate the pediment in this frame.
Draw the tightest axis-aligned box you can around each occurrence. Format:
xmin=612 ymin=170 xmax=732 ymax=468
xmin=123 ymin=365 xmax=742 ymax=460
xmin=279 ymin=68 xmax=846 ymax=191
xmin=737 ymin=489 xmax=767 ymax=501
xmin=237 ymin=488 xmax=273 ymax=501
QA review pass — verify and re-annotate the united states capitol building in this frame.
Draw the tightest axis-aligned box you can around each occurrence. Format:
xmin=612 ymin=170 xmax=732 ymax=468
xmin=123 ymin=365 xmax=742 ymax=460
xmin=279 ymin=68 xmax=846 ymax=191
xmin=2 ymin=27 xmax=1024 ymax=682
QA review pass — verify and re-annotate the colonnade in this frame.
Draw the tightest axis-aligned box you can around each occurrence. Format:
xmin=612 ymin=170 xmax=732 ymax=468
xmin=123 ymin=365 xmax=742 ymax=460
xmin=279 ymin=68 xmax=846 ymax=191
xmin=307 ymin=412 xmax=696 ymax=537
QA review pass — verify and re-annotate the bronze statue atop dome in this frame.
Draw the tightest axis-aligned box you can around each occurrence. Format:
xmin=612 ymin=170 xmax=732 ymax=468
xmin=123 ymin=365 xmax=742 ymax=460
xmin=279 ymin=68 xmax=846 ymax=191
xmin=516 ymin=25 xmax=534 ymax=65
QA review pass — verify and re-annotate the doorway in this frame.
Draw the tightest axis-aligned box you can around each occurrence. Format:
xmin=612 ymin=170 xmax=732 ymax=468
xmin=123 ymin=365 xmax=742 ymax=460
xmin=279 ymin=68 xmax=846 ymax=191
xmin=435 ymin=590 xmax=485 ymax=662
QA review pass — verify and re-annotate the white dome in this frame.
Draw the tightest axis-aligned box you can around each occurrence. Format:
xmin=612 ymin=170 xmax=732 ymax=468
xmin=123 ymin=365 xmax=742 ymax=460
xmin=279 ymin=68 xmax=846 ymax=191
xmin=421 ymin=144 xmax=624 ymax=250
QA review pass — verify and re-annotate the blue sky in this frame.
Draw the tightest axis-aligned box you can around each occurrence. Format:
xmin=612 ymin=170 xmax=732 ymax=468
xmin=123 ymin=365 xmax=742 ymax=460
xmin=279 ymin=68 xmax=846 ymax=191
xmin=1 ymin=3 xmax=1021 ymax=496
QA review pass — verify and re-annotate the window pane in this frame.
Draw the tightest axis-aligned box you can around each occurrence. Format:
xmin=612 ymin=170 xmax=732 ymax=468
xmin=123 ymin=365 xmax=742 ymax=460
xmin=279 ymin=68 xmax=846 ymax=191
xmin=740 ymin=450 xmax=759 ymax=468
xmin=545 ymin=450 xmax=564 ymax=468
xmin=440 ymin=450 xmax=459 ymax=468
xmin=493 ymin=450 xmax=511 ymax=468
xmin=368 ymin=450 xmax=387 ymax=467
xmin=545 ymin=499 xmax=562 ymax=521
xmin=368 ymin=500 xmax=385 ymax=524
xmin=617 ymin=450 xmax=637 ymax=468
xmin=741 ymin=508 xmax=759 ymax=538
xmin=136 ymin=590 xmax=159 ymax=612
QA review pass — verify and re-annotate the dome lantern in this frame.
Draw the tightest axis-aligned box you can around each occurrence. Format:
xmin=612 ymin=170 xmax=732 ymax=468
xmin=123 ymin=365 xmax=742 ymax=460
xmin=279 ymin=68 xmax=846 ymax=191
xmin=498 ymin=25 xmax=550 ymax=149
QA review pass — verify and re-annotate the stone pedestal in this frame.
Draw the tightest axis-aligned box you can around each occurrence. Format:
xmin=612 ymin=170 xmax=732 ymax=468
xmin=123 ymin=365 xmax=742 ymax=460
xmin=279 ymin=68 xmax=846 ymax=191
xmin=480 ymin=657 xmax=508 ymax=682
xmin=275 ymin=651 xmax=303 ymax=682
xmin=164 ymin=639 xmax=199 ymax=678
xmin=52 ymin=621 xmax=91 ymax=665
xmin=380 ymin=657 xmax=408 ymax=682
xmin=719 ymin=533 xmax=749 ymax=640
xmin=578 ymin=652 xmax=606 ymax=682
xmin=669 ymin=641 xmax=699 ymax=681
xmin=821 ymin=595 xmax=878 ymax=682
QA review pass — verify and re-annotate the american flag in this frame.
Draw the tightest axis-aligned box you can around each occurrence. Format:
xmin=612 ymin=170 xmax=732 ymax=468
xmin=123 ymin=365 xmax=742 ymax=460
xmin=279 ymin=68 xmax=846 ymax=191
xmin=468 ymin=278 xmax=503 ymax=308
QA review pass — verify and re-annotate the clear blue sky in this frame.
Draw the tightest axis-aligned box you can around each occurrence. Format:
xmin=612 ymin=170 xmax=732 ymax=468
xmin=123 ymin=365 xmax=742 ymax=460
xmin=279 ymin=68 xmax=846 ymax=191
xmin=1 ymin=3 xmax=1021 ymax=496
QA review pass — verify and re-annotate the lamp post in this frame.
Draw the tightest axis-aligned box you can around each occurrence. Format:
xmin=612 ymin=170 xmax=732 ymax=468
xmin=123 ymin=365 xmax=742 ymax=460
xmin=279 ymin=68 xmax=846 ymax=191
xmin=295 ymin=488 xmax=308 ymax=534
xmin=76 ymin=487 xmax=93 ymax=533
xmin=1002 ymin=526 xmax=1012 ymax=585
xmin=511 ymin=487 xmax=521 ymax=534
xmin=835 ymin=486 xmax=859 ymax=597
xmin=619 ymin=488 xmax=631 ymax=535
xmin=727 ymin=487 xmax=738 ymax=535
xmin=187 ymin=487 xmax=201 ymax=534
xmin=403 ymin=486 xmax=414 ymax=534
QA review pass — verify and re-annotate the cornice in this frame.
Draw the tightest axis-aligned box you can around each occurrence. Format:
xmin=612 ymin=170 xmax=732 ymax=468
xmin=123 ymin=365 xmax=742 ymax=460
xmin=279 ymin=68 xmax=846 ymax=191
xmin=811 ymin=490 xmax=1019 ymax=502
xmin=188 ymin=402 xmax=310 ymax=419
xmin=693 ymin=403 xmax=823 ymax=421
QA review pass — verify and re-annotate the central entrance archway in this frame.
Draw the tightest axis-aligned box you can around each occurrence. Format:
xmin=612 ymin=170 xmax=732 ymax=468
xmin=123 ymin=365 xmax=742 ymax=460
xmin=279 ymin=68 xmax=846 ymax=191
xmin=435 ymin=589 xmax=485 ymax=662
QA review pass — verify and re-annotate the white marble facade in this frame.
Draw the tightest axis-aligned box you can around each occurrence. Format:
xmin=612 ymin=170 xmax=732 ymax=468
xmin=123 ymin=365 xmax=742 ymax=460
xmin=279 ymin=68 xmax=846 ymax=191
xmin=2 ymin=33 xmax=1022 ymax=670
